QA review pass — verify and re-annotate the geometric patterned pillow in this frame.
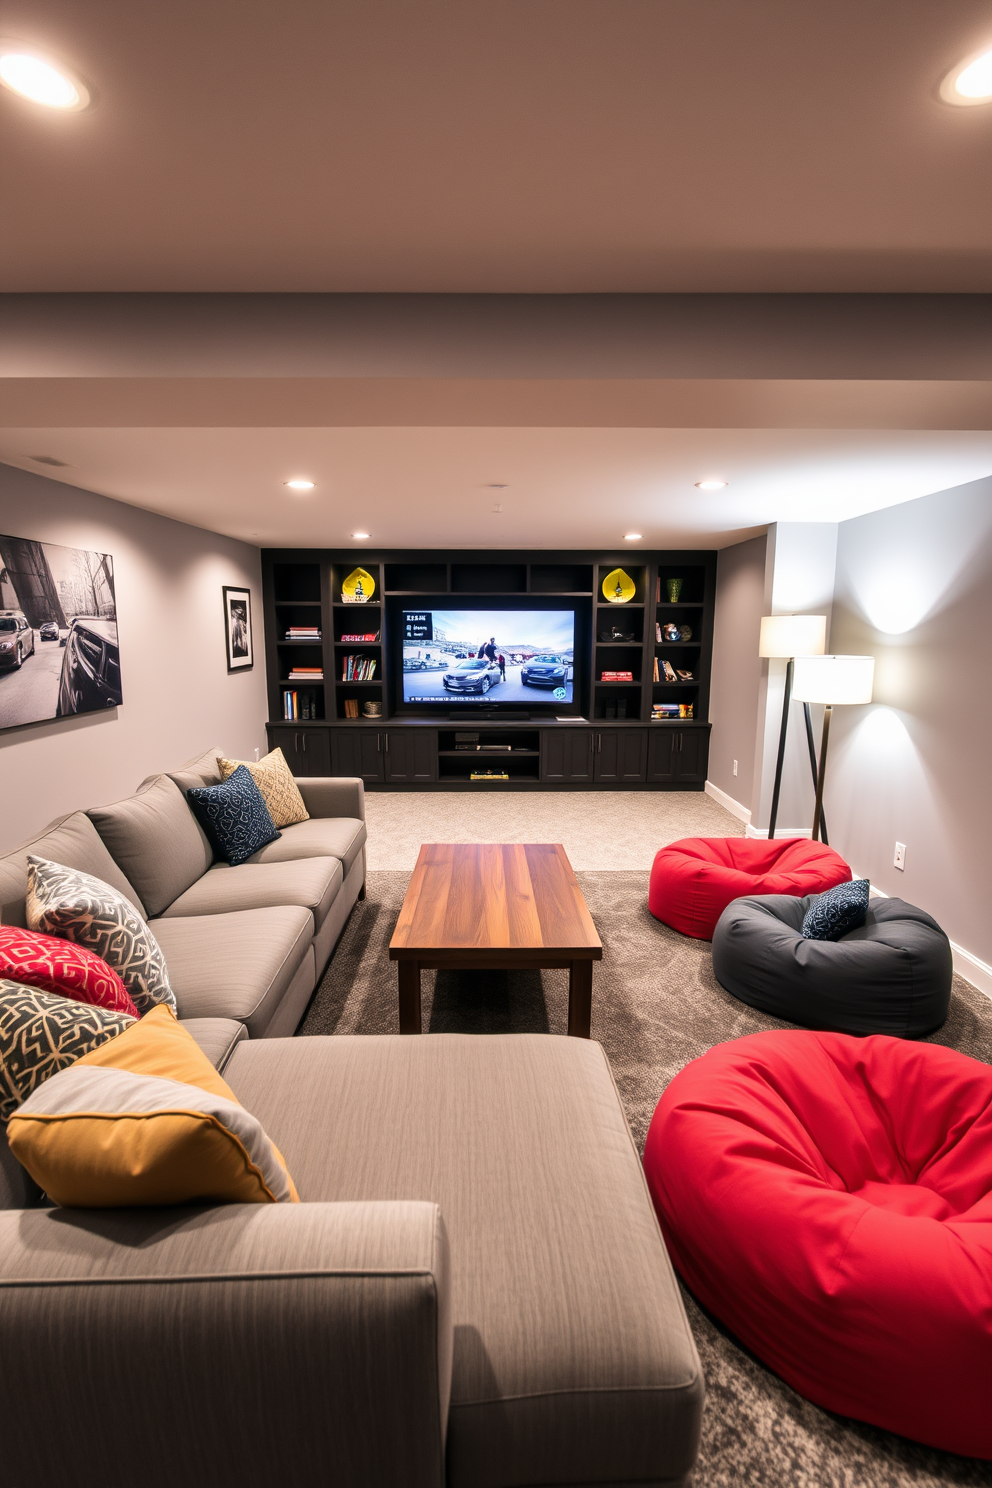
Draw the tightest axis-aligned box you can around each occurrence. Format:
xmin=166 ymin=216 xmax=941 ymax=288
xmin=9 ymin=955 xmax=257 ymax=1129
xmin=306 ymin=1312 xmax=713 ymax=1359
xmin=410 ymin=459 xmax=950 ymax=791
xmin=25 ymin=856 xmax=176 ymax=1016
xmin=186 ymin=764 xmax=281 ymax=867
xmin=218 ymin=747 xmax=309 ymax=829
xmin=0 ymin=980 xmax=135 ymax=1120
xmin=801 ymin=877 xmax=871 ymax=942
xmin=0 ymin=926 xmax=138 ymax=1018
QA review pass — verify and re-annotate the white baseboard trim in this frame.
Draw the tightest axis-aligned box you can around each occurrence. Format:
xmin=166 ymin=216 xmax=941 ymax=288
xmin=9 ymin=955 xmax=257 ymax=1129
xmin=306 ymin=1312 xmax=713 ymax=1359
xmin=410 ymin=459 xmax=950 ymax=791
xmin=704 ymin=780 xmax=751 ymax=825
xmin=745 ymin=824 xmax=812 ymax=839
xmin=864 ymin=879 xmax=992 ymax=1003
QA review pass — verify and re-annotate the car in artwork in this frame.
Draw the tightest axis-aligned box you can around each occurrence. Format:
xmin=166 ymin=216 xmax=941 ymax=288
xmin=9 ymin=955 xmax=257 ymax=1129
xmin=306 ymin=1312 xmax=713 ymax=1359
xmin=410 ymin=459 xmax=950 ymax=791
xmin=0 ymin=610 xmax=36 ymax=670
xmin=56 ymin=618 xmax=123 ymax=715
xmin=521 ymin=654 xmax=570 ymax=689
xmin=442 ymin=657 xmax=503 ymax=693
xmin=39 ymin=620 xmax=60 ymax=641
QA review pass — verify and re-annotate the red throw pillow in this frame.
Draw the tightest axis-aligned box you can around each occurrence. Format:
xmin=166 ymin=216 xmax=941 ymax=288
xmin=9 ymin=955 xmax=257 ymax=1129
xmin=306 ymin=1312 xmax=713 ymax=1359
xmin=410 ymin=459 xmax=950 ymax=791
xmin=0 ymin=926 xmax=139 ymax=1018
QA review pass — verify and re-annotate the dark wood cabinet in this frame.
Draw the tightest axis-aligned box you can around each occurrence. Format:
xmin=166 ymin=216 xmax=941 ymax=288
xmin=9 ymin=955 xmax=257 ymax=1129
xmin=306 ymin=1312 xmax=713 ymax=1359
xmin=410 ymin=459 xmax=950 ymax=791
xmin=384 ymin=730 xmax=436 ymax=782
xmin=268 ymin=725 xmax=330 ymax=777
xmin=646 ymin=728 xmax=707 ymax=783
xmin=594 ymin=729 xmax=648 ymax=782
xmin=329 ymin=729 xmax=385 ymax=782
xmin=541 ymin=729 xmax=595 ymax=782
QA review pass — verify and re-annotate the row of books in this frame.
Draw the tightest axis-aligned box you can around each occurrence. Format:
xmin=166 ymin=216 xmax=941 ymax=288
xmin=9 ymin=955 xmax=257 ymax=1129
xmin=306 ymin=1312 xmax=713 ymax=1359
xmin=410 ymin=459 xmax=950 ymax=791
xmin=652 ymin=702 xmax=694 ymax=720
xmin=341 ymin=655 xmax=377 ymax=681
xmin=287 ymin=666 xmax=323 ymax=681
xmin=284 ymin=626 xmax=321 ymax=641
xmin=282 ymin=690 xmax=320 ymax=720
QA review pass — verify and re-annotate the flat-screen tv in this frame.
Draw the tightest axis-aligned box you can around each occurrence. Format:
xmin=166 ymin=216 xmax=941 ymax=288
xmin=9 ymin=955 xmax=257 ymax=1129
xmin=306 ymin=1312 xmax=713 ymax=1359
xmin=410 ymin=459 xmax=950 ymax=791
xmin=401 ymin=607 xmax=576 ymax=708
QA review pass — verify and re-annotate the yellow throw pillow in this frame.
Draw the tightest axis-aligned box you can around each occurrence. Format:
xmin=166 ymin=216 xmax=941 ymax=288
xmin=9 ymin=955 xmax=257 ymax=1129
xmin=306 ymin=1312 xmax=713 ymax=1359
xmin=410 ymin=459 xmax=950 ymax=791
xmin=218 ymin=747 xmax=309 ymax=829
xmin=7 ymin=1007 xmax=299 ymax=1208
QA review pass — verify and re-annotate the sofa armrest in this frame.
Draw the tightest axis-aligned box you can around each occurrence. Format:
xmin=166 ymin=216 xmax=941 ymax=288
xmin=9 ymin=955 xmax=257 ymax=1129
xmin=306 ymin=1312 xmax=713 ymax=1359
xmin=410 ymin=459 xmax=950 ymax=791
xmin=296 ymin=775 xmax=365 ymax=821
xmin=0 ymin=1200 xmax=450 ymax=1488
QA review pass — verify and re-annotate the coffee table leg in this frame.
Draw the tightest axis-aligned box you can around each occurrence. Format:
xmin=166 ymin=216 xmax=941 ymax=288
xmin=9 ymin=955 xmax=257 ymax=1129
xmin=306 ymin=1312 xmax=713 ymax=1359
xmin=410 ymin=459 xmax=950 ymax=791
xmin=567 ymin=960 xmax=592 ymax=1038
xmin=398 ymin=961 xmax=422 ymax=1034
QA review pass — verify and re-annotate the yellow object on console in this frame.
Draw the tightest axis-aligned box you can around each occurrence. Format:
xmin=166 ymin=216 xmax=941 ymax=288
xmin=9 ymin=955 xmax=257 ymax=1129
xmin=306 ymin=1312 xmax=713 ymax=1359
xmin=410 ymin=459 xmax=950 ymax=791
xmin=7 ymin=1007 xmax=299 ymax=1208
xmin=218 ymin=746 xmax=309 ymax=828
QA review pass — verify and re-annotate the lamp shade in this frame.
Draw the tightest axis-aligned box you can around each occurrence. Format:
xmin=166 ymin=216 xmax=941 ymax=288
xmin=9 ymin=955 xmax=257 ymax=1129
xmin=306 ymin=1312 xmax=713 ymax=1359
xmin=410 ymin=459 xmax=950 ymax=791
xmin=792 ymin=655 xmax=874 ymax=705
xmin=758 ymin=615 xmax=827 ymax=659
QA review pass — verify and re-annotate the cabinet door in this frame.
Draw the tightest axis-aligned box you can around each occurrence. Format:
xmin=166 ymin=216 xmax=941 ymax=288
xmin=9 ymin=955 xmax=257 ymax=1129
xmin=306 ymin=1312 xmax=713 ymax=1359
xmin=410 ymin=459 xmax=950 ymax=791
xmin=674 ymin=729 xmax=708 ymax=783
xmin=541 ymin=729 xmax=594 ymax=782
xmin=330 ymin=729 xmax=384 ymax=782
xmin=594 ymin=729 xmax=647 ymax=782
xmin=268 ymin=726 xmax=330 ymax=777
xmin=384 ymin=730 xmax=436 ymax=782
xmin=646 ymin=729 xmax=677 ymax=782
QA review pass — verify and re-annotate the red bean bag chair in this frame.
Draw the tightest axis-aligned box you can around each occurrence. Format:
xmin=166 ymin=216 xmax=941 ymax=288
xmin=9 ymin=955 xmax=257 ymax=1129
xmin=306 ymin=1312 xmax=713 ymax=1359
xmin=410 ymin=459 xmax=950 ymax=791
xmin=648 ymin=836 xmax=851 ymax=939
xmin=644 ymin=1032 xmax=992 ymax=1458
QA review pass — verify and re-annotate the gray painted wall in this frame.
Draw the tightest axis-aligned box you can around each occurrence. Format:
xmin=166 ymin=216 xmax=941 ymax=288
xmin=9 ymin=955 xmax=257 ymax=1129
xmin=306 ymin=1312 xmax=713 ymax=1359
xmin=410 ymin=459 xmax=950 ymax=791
xmin=825 ymin=474 xmax=992 ymax=966
xmin=0 ymin=463 xmax=267 ymax=851
xmin=708 ymin=534 xmax=767 ymax=810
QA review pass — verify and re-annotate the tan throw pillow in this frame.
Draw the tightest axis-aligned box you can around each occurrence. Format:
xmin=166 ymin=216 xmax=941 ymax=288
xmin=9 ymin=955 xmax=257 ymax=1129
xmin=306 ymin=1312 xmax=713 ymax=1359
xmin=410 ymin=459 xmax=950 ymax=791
xmin=218 ymin=747 xmax=309 ymax=829
xmin=7 ymin=1005 xmax=300 ymax=1207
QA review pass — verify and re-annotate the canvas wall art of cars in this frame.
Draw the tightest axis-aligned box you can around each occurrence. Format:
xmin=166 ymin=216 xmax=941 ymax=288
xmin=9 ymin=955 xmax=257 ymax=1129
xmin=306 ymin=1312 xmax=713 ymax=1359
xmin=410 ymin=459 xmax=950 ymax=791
xmin=401 ymin=608 xmax=576 ymax=707
xmin=0 ymin=534 xmax=122 ymax=731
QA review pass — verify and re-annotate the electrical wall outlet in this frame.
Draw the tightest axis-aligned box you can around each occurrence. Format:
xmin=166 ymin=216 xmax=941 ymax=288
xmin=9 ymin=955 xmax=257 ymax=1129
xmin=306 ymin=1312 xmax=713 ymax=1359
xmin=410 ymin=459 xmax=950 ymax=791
xmin=733 ymin=759 xmax=738 ymax=776
xmin=893 ymin=842 xmax=906 ymax=871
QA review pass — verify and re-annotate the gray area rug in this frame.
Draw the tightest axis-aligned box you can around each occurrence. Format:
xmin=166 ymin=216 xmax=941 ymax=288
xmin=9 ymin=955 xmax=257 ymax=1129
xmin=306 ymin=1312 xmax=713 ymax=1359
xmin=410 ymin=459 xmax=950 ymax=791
xmin=299 ymin=870 xmax=992 ymax=1488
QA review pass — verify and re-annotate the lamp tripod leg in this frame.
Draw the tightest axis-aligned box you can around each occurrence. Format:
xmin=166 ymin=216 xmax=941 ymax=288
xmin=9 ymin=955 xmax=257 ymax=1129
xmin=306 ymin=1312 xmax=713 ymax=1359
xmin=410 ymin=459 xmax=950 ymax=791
xmin=811 ymin=705 xmax=833 ymax=843
xmin=767 ymin=656 xmax=793 ymax=840
xmin=803 ymin=701 xmax=828 ymax=845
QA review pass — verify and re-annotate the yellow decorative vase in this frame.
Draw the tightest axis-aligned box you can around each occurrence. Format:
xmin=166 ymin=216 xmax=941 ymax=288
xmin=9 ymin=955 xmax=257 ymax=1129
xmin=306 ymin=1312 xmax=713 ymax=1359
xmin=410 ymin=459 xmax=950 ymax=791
xmin=602 ymin=568 xmax=636 ymax=604
xmin=341 ymin=567 xmax=375 ymax=603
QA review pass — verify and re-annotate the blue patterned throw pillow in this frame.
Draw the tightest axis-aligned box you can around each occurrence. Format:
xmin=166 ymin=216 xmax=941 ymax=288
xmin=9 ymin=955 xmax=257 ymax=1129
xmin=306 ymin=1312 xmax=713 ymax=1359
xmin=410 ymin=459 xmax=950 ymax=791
xmin=186 ymin=764 xmax=280 ymax=867
xmin=801 ymin=878 xmax=870 ymax=942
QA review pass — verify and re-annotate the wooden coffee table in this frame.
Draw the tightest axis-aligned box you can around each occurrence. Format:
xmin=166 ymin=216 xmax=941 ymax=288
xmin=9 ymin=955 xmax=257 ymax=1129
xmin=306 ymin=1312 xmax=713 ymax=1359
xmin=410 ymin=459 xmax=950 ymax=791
xmin=389 ymin=843 xmax=603 ymax=1037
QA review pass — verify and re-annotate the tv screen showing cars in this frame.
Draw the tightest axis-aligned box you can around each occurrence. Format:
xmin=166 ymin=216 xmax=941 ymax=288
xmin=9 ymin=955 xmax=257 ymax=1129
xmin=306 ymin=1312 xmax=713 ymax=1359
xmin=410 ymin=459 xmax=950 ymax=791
xmin=402 ymin=609 xmax=575 ymax=705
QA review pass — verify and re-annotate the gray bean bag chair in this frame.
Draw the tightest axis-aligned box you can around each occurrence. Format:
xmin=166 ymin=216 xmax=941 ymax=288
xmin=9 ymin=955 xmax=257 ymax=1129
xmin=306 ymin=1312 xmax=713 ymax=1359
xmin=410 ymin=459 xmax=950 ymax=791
xmin=712 ymin=893 xmax=952 ymax=1037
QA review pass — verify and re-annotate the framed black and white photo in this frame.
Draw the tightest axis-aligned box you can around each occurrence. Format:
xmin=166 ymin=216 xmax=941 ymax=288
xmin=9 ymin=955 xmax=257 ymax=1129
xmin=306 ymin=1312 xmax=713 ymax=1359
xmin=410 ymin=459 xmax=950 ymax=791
xmin=0 ymin=533 xmax=121 ymax=731
xmin=223 ymin=586 xmax=253 ymax=672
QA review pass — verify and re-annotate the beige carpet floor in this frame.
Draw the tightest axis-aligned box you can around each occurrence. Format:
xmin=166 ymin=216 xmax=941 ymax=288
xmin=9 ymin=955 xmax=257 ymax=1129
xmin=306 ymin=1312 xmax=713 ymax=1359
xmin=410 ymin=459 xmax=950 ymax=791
xmin=363 ymin=786 xmax=745 ymax=870
xmin=300 ymin=864 xmax=991 ymax=1488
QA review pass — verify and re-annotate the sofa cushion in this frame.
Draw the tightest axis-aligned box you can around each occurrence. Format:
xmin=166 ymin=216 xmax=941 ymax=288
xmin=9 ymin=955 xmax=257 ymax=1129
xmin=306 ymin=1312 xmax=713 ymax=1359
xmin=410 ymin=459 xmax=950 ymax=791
xmin=163 ymin=745 xmax=225 ymax=796
xmin=27 ymin=857 xmax=177 ymax=1016
xmin=0 ymin=926 xmax=138 ymax=1018
xmin=160 ymin=857 xmax=342 ymax=931
xmin=149 ymin=907 xmax=313 ymax=1036
xmin=8 ymin=1008 xmax=299 ymax=1208
xmin=186 ymin=767 xmax=281 ymax=867
xmin=219 ymin=747 xmax=310 ymax=828
xmin=247 ymin=817 xmax=367 ymax=877
xmin=88 ymin=776 xmax=213 ymax=918
xmin=180 ymin=1017 xmax=248 ymax=1072
xmin=0 ymin=980 xmax=135 ymax=1121
xmin=223 ymin=1033 xmax=704 ymax=1488
xmin=0 ymin=811 xmax=146 ymax=928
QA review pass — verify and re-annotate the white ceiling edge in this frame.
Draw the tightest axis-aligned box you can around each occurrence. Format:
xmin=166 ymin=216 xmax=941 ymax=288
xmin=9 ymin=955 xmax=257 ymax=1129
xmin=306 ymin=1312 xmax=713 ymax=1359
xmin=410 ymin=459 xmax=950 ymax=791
xmin=1 ymin=425 xmax=991 ymax=551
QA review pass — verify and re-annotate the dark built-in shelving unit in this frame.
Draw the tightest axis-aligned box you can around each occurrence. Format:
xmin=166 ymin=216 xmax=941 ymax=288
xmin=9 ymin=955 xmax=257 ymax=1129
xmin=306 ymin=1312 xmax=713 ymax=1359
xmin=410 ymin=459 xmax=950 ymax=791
xmin=262 ymin=549 xmax=715 ymax=790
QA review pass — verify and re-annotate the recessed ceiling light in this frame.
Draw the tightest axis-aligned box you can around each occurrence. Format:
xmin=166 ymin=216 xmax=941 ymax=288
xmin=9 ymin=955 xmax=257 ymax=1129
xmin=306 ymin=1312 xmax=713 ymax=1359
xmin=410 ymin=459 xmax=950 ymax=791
xmin=695 ymin=479 xmax=728 ymax=491
xmin=351 ymin=532 xmax=370 ymax=540
xmin=940 ymin=46 xmax=992 ymax=105
xmin=624 ymin=533 xmax=642 ymax=541
xmin=0 ymin=42 xmax=91 ymax=109
xmin=284 ymin=478 xmax=315 ymax=491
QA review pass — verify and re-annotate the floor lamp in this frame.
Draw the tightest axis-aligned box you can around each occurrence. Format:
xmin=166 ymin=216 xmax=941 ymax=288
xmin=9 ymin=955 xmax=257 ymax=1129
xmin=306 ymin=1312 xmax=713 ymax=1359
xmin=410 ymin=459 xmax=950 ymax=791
xmin=792 ymin=655 xmax=875 ymax=842
xmin=758 ymin=615 xmax=827 ymax=839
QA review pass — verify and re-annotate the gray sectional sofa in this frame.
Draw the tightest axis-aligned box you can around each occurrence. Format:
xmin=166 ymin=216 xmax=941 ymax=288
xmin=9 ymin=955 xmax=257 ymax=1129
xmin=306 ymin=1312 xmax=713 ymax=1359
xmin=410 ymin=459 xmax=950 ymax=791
xmin=0 ymin=745 xmax=368 ymax=1038
xmin=0 ymin=747 xmax=705 ymax=1488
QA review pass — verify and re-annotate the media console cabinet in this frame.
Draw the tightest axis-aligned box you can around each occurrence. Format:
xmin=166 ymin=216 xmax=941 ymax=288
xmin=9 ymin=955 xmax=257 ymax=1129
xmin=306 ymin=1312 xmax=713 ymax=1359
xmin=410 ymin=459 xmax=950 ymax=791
xmin=262 ymin=548 xmax=715 ymax=792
